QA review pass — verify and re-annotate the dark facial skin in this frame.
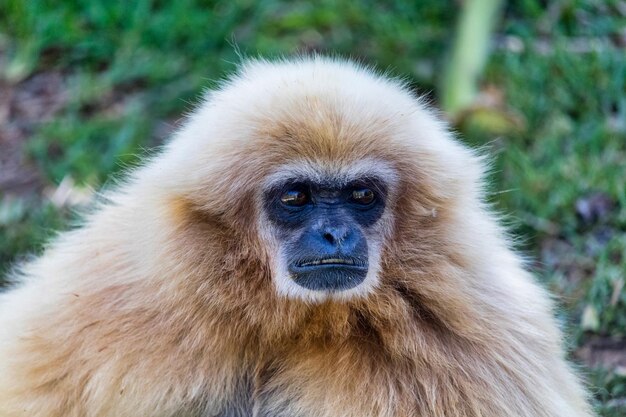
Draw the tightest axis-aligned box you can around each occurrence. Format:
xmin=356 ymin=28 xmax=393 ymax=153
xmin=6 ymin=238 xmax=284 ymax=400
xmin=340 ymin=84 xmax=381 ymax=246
xmin=264 ymin=178 xmax=387 ymax=291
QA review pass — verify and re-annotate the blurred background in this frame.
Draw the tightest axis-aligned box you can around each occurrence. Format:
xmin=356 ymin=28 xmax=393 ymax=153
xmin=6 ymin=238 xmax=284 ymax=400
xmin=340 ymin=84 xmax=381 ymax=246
xmin=0 ymin=0 xmax=624 ymax=414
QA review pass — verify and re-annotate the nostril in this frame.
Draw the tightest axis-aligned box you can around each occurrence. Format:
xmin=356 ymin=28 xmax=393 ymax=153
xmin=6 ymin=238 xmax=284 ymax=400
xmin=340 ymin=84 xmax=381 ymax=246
xmin=323 ymin=232 xmax=336 ymax=244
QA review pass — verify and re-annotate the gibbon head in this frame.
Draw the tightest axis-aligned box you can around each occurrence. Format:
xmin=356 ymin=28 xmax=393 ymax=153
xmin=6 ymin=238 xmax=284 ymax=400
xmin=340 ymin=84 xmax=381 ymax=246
xmin=155 ymin=57 xmax=483 ymax=304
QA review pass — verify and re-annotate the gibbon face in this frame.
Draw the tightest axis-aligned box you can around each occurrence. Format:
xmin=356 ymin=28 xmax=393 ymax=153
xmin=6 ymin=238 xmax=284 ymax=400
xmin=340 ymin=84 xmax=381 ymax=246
xmin=260 ymin=159 xmax=397 ymax=300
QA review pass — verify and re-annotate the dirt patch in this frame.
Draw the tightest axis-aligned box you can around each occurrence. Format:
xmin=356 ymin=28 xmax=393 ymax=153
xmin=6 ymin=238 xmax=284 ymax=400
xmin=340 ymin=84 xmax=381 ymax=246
xmin=576 ymin=336 xmax=626 ymax=372
xmin=0 ymin=71 xmax=67 ymax=196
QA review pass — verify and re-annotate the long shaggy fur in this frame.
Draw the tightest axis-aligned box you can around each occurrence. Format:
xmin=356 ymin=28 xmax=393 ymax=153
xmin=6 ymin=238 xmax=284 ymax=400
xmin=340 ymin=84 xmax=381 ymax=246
xmin=0 ymin=57 xmax=593 ymax=416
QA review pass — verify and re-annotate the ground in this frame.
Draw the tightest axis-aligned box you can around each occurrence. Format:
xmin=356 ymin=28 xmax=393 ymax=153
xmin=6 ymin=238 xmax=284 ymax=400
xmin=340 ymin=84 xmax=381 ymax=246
xmin=0 ymin=1 xmax=624 ymax=415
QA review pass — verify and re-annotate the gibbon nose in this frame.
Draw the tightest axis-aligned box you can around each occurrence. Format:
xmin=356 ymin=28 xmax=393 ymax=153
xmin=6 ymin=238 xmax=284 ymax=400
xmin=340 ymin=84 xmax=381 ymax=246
xmin=321 ymin=225 xmax=349 ymax=245
xmin=315 ymin=224 xmax=362 ymax=252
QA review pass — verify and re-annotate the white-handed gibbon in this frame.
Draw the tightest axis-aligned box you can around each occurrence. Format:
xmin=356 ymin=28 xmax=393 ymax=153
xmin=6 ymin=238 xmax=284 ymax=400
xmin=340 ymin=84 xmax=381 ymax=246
xmin=0 ymin=57 xmax=593 ymax=417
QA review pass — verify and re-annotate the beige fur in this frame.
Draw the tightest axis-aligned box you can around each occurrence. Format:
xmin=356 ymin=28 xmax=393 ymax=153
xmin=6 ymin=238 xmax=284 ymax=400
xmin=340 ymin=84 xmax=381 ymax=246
xmin=0 ymin=57 xmax=593 ymax=416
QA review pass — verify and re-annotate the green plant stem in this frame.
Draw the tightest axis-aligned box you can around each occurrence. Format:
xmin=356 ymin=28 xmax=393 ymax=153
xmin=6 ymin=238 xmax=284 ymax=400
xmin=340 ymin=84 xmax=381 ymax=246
xmin=442 ymin=0 xmax=503 ymax=116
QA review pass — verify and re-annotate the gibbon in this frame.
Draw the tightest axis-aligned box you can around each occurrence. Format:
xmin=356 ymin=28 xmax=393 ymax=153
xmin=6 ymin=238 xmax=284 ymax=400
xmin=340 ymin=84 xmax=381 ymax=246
xmin=0 ymin=57 xmax=593 ymax=417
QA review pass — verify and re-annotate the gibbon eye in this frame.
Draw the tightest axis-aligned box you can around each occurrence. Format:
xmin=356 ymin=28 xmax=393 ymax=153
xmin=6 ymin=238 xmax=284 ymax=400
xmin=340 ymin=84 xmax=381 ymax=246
xmin=280 ymin=190 xmax=309 ymax=207
xmin=351 ymin=188 xmax=375 ymax=205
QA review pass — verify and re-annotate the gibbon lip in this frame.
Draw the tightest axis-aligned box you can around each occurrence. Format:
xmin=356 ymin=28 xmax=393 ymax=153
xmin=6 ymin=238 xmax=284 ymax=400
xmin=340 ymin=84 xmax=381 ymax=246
xmin=295 ymin=258 xmax=367 ymax=268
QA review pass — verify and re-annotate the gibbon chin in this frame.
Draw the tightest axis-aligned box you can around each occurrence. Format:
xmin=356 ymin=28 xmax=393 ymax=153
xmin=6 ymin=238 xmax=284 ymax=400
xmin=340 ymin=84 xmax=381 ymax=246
xmin=0 ymin=57 xmax=593 ymax=417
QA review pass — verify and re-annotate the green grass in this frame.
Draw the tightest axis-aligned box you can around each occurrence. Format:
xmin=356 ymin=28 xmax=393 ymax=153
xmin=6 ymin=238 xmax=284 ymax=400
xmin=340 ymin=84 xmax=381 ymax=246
xmin=1 ymin=1 xmax=624 ymax=414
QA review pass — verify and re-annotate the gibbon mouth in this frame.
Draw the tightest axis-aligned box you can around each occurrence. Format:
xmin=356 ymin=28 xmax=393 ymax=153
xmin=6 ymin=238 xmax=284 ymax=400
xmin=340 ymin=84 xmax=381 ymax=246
xmin=294 ymin=257 xmax=367 ymax=269
xmin=289 ymin=258 xmax=369 ymax=291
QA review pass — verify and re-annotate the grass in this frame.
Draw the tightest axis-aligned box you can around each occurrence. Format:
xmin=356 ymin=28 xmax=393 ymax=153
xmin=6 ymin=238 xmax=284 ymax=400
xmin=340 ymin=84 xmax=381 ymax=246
xmin=1 ymin=0 xmax=625 ymax=414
